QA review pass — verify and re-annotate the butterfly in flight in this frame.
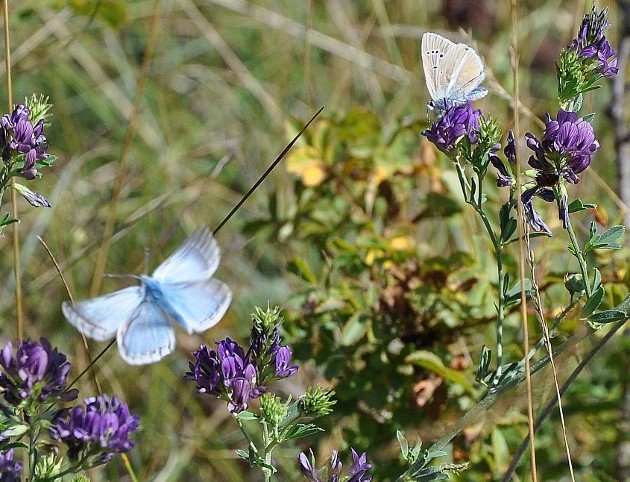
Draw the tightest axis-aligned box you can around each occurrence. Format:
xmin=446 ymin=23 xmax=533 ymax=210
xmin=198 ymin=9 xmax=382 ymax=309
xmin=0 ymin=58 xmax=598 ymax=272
xmin=62 ymin=226 xmax=232 ymax=365
xmin=421 ymin=32 xmax=487 ymax=113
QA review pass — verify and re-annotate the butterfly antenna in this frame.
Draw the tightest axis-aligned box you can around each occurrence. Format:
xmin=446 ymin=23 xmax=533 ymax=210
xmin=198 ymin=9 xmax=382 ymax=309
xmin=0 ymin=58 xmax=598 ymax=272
xmin=212 ymin=105 xmax=324 ymax=235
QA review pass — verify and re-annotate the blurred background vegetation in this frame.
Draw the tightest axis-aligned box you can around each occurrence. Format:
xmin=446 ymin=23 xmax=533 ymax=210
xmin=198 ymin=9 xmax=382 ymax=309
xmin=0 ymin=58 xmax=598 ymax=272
xmin=1 ymin=0 xmax=628 ymax=480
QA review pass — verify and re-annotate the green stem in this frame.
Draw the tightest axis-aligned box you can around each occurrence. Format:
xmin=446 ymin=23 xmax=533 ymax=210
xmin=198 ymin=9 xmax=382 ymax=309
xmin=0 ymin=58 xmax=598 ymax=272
xmin=564 ymin=213 xmax=592 ymax=298
xmin=454 ymin=162 xmax=506 ymax=381
xmin=235 ymin=416 xmax=259 ymax=458
xmin=261 ymin=421 xmax=274 ymax=482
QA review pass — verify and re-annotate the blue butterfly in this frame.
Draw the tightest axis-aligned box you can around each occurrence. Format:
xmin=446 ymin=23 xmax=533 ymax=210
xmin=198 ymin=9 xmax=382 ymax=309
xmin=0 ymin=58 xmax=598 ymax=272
xmin=62 ymin=226 xmax=232 ymax=365
xmin=421 ymin=32 xmax=487 ymax=112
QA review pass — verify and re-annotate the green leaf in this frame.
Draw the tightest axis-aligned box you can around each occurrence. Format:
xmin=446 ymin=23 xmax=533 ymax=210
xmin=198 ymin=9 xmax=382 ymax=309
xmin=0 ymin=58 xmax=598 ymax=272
xmin=580 ymin=285 xmax=605 ymax=319
xmin=567 ymin=198 xmax=596 ymax=213
xmin=0 ymin=212 xmax=17 ymax=228
xmin=341 ymin=313 xmax=367 ymax=346
xmin=614 ymin=293 xmax=630 ymax=314
xmin=406 ymin=350 xmax=475 ymax=394
xmin=597 ymin=225 xmax=625 ymax=246
xmin=397 ymin=430 xmax=409 ymax=459
xmin=476 ymin=345 xmax=491 ymax=384
xmin=584 ymin=225 xmax=625 ymax=253
xmin=236 ymin=411 xmax=258 ymax=421
xmin=235 ymin=449 xmax=250 ymax=461
xmin=287 ymin=257 xmax=317 ymax=284
xmin=282 ymin=423 xmax=324 ymax=441
xmin=588 ymin=310 xmax=627 ymax=324
xmin=504 ymin=278 xmax=533 ymax=307
xmin=592 ymin=268 xmax=602 ymax=293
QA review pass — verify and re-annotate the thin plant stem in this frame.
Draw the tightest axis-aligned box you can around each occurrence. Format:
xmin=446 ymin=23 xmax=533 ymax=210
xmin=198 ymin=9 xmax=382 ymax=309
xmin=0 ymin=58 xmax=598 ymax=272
xmin=397 ymin=302 xmax=598 ymax=481
xmin=524 ymin=225 xmax=576 ymax=480
xmin=236 ymin=416 xmax=260 ymax=458
xmin=454 ymin=161 xmax=506 ymax=381
xmin=1 ymin=0 xmax=22 ymax=340
xmin=120 ymin=453 xmax=140 ymax=482
xmin=563 ymin=204 xmax=592 ymax=298
xmin=509 ymin=0 xmax=538 ymax=477
xmin=502 ymin=314 xmax=629 ymax=481
xmin=262 ymin=421 xmax=273 ymax=482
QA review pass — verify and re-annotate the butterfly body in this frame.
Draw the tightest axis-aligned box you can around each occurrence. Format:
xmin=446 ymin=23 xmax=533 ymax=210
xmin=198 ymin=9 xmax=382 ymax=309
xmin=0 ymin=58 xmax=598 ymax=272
xmin=421 ymin=32 xmax=487 ymax=112
xmin=62 ymin=226 xmax=232 ymax=365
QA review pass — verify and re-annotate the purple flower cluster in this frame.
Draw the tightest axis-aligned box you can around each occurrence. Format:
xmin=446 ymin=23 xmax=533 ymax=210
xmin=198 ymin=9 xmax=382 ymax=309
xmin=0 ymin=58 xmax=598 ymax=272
xmin=0 ymin=104 xmax=49 ymax=179
xmin=526 ymin=110 xmax=599 ymax=185
xmin=0 ymin=449 xmax=22 ymax=482
xmin=519 ymin=110 xmax=599 ymax=233
xmin=423 ymin=100 xmax=481 ymax=151
xmin=185 ymin=332 xmax=298 ymax=414
xmin=299 ymin=449 xmax=372 ymax=482
xmin=50 ymin=394 xmax=140 ymax=464
xmin=569 ymin=7 xmax=618 ymax=77
xmin=185 ymin=338 xmax=263 ymax=413
xmin=0 ymin=338 xmax=78 ymax=406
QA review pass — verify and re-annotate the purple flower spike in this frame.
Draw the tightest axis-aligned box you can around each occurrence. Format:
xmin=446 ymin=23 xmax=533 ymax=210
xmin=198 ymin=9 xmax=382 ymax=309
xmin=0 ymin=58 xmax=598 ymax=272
xmin=0 ymin=449 xmax=22 ymax=482
xmin=298 ymin=449 xmax=372 ymax=482
xmin=569 ymin=7 xmax=618 ymax=77
xmin=185 ymin=338 xmax=264 ymax=414
xmin=0 ymin=338 xmax=78 ymax=406
xmin=0 ymin=104 xmax=49 ymax=179
xmin=525 ymin=110 xmax=598 ymax=187
xmin=348 ymin=448 xmax=372 ymax=482
xmin=50 ymin=394 xmax=140 ymax=464
xmin=299 ymin=452 xmax=322 ymax=481
xmin=423 ymin=101 xmax=482 ymax=151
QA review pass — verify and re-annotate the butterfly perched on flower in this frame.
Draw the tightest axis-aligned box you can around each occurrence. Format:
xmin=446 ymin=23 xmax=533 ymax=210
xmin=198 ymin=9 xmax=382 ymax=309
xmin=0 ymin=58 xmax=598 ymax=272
xmin=62 ymin=226 xmax=232 ymax=365
xmin=421 ymin=32 xmax=487 ymax=113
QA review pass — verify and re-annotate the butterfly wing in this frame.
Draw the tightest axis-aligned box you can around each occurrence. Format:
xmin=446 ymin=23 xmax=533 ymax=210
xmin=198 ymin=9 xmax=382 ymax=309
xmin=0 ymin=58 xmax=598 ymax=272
xmin=421 ymin=32 xmax=456 ymax=100
xmin=117 ymin=300 xmax=176 ymax=365
xmin=421 ymin=32 xmax=486 ymax=105
xmin=442 ymin=44 xmax=486 ymax=102
xmin=62 ymin=286 xmax=144 ymax=342
xmin=152 ymin=226 xmax=221 ymax=284
xmin=160 ymin=278 xmax=232 ymax=334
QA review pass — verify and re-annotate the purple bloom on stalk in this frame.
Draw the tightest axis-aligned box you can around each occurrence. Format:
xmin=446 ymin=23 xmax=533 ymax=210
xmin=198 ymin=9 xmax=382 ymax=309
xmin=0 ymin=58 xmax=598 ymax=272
xmin=348 ymin=448 xmax=372 ymax=482
xmin=250 ymin=326 xmax=299 ymax=381
xmin=423 ymin=100 xmax=482 ymax=151
xmin=299 ymin=449 xmax=372 ymax=482
xmin=0 ymin=449 xmax=22 ymax=482
xmin=299 ymin=452 xmax=321 ymax=481
xmin=569 ymin=7 xmax=618 ymax=76
xmin=0 ymin=104 xmax=48 ymax=179
xmin=526 ymin=110 xmax=598 ymax=185
xmin=0 ymin=338 xmax=78 ymax=406
xmin=50 ymin=394 xmax=140 ymax=464
xmin=520 ymin=109 xmax=599 ymax=233
xmin=185 ymin=338 xmax=264 ymax=413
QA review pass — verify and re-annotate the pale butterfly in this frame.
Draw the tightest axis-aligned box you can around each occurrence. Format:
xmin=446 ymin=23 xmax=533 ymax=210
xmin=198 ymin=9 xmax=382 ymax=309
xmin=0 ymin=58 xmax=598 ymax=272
xmin=62 ymin=226 xmax=232 ymax=365
xmin=421 ymin=32 xmax=487 ymax=112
